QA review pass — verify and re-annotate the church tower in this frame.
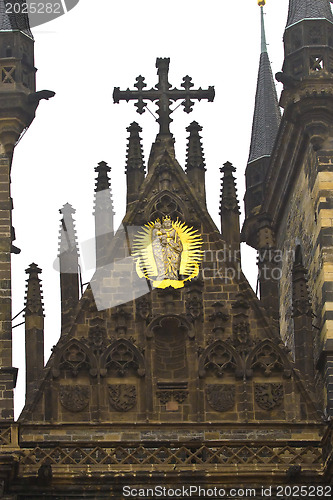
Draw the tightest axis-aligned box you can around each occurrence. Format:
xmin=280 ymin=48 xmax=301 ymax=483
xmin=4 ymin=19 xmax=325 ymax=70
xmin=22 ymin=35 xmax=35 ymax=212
xmin=243 ymin=0 xmax=333 ymax=420
xmin=0 ymin=0 xmax=36 ymax=422
xmin=242 ymin=1 xmax=283 ymax=325
xmin=0 ymin=0 xmax=53 ymax=422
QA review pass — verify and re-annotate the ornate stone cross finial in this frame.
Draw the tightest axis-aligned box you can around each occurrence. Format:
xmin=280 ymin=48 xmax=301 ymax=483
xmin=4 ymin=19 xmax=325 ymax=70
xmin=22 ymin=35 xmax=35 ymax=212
xmin=113 ymin=58 xmax=215 ymax=136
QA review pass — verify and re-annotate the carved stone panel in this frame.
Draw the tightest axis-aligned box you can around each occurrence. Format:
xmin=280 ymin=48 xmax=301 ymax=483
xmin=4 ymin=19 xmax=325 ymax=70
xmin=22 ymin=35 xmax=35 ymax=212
xmin=59 ymin=385 xmax=90 ymax=413
xmin=52 ymin=340 xmax=97 ymax=378
xmin=209 ymin=302 xmax=229 ymax=334
xmin=205 ymin=384 xmax=235 ymax=412
xmin=108 ymin=384 xmax=137 ymax=412
xmin=156 ymin=390 xmax=188 ymax=404
xmin=186 ymin=294 xmax=203 ymax=322
xmin=199 ymin=340 xmax=241 ymax=378
xmin=102 ymin=340 xmax=145 ymax=377
xmin=255 ymin=383 xmax=284 ymax=410
xmin=156 ymin=391 xmax=171 ymax=404
xmin=248 ymin=341 xmax=291 ymax=378
xmin=88 ymin=317 xmax=107 ymax=353
xmin=136 ymin=297 xmax=151 ymax=322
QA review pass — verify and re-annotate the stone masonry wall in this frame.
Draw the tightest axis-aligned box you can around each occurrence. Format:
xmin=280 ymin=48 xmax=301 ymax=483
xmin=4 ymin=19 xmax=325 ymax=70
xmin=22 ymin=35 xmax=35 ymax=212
xmin=0 ymin=155 xmax=14 ymax=420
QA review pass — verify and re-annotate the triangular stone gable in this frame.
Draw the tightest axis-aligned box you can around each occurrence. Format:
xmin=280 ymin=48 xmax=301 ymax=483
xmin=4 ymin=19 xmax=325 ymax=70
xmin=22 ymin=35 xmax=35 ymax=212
xmin=124 ymin=144 xmax=219 ymax=234
xmin=19 ymin=142 xmax=320 ymax=426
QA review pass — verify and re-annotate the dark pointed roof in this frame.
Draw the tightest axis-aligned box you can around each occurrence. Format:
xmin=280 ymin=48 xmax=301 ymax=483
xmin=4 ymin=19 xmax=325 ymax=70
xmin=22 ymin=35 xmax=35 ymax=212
xmin=248 ymin=7 xmax=281 ymax=164
xmin=286 ymin=0 xmax=333 ymax=28
xmin=0 ymin=0 xmax=33 ymax=38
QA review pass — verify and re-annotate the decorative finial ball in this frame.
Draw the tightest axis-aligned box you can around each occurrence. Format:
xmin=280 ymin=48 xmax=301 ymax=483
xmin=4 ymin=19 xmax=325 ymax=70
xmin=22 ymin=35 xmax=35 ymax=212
xmin=258 ymin=0 xmax=266 ymax=6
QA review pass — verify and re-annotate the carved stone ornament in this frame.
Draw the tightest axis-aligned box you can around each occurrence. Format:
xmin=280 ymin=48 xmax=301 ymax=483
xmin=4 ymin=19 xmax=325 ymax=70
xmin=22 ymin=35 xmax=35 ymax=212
xmin=232 ymin=293 xmax=250 ymax=310
xmin=199 ymin=340 xmax=241 ymax=378
xmin=88 ymin=320 xmax=107 ymax=353
xmin=59 ymin=385 xmax=90 ymax=413
xmin=108 ymin=384 xmax=137 ymax=412
xmin=255 ymin=383 xmax=284 ymax=411
xmin=156 ymin=390 xmax=188 ymax=404
xmin=249 ymin=342 xmax=288 ymax=377
xmin=206 ymin=384 xmax=235 ymax=412
xmin=186 ymin=294 xmax=203 ymax=322
xmin=52 ymin=340 xmax=97 ymax=378
xmin=173 ymin=390 xmax=188 ymax=403
xmin=156 ymin=391 xmax=172 ymax=404
xmin=209 ymin=302 xmax=229 ymax=334
xmin=133 ymin=218 xmax=203 ymax=289
xmin=152 ymin=190 xmax=181 ymax=214
xmin=136 ymin=296 xmax=151 ymax=321
xmin=292 ymin=299 xmax=312 ymax=317
xmin=60 ymin=345 xmax=89 ymax=376
xmin=102 ymin=340 xmax=145 ymax=377
xmin=112 ymin=306 xmax=131 ymax=335
xmin=233 ymin=319 xmax=251 ymax=346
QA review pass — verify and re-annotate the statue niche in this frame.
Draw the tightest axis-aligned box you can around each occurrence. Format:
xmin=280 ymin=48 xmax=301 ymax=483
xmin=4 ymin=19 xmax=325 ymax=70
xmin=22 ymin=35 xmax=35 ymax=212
xmin=150 ymin=316 xmax=190 ymax=381
xmin=133 ymin=217 xmax=203 ymax=289
xmin=152 ymin=217 xmax=182 ymax=281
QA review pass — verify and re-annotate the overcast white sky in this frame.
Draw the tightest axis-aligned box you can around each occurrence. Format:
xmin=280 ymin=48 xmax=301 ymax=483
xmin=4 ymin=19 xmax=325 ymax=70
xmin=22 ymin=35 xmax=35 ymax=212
xmin=10 ymin=0 xmax=290 ymax=416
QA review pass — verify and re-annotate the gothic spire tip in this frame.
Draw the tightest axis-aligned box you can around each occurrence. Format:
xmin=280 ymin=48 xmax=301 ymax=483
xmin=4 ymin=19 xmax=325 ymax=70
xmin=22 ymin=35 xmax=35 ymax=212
xmin=260 ymin=4 xmax=267 ymax=54
xmin=59 ymin=203 xmax=76 ymax=216
xmin=25 ymin=262 xmax=42 ymax=275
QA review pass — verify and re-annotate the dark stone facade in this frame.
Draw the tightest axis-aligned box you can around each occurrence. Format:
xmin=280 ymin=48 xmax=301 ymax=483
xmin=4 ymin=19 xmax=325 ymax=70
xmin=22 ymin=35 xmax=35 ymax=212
xmin=2 ymin=1 xmax=333 ymax=497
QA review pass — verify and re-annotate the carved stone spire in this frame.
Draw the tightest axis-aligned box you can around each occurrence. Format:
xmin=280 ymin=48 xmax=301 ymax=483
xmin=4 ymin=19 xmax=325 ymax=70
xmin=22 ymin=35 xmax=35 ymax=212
xmin=125 ymin=122 xmax=145 ymax=204
xmin=220 ymin=162 xmax=240 ymax=260
xmin=24 ymin=263 xmax=44 ymax=402
xmin=185 ymin=121 xmax=206 ymax=201
xmin=292 ymin=246 xmax=314 ymax=383
xmin=94 ymin=161 xmax=114 ymax=269
xmin=25 ymin=263 xmax=44 ymax=316
xmin=244 ymin=4 xmax=281 ymax=226
xmin=220 ymin=162 xmax=240 ymax=214
xmin=58 ymin=203 xmax=79 ymax=333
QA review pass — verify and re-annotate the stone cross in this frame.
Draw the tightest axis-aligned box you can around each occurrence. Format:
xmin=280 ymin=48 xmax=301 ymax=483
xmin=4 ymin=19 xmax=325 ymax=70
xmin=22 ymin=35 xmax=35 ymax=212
xmin=113 ymin=58 xmax=215 ymax=135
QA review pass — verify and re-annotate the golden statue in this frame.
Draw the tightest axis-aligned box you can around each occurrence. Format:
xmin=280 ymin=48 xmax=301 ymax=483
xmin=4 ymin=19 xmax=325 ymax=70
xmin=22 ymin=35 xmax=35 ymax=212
xmin=133 ymin=217 xmax=203 ymax=289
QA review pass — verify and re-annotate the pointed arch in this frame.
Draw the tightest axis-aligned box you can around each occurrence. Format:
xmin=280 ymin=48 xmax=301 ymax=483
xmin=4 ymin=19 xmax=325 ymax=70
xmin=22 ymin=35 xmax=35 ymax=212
xmin=148 ymin=314 xmax=193 ymax=339
xmin=198 ymin=340 xmax=243 ymax=379
xmin=52 ymin=339 xmax=98 ymax=378
xmin=246 ymin=339 xmax=292 ymax=379
xmin=100 ymin=339 xmax=145 ymax=378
